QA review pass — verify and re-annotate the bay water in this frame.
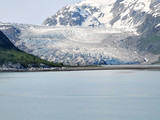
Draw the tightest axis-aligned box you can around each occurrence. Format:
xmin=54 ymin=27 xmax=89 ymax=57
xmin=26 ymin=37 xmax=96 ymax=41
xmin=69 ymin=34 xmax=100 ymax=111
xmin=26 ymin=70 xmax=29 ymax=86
xmin=0 ymin=70 xmax=160 ymax=120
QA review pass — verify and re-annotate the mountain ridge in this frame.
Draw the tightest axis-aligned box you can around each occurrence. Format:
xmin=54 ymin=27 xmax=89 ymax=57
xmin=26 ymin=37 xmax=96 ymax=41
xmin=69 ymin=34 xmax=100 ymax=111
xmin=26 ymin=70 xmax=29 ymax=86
xmin=42 ymin=0 xmax=160 ymax=33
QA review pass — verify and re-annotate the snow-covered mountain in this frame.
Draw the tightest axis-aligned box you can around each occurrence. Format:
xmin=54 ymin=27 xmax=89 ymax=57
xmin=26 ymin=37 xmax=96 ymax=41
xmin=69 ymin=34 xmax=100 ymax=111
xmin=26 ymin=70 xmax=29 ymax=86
xmin=43 ymin=0 xmax=160 ymax=33
xmin=1 ymin=0 xmax=160 ymax=65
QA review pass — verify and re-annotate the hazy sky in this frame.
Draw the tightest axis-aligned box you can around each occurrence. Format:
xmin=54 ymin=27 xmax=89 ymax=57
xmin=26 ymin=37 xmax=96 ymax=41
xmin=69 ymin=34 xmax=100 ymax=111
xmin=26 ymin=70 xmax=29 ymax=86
xmin=0 ymin=0 xmax=80 ymax=25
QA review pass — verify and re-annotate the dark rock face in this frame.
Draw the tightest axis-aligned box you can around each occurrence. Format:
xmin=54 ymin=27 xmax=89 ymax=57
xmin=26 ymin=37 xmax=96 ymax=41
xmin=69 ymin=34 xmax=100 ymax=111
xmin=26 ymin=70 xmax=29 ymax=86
xmin=0 ymin=31 xmax=18 ymax=50
xmin=0 ymin=25 xmax=21 ymax=44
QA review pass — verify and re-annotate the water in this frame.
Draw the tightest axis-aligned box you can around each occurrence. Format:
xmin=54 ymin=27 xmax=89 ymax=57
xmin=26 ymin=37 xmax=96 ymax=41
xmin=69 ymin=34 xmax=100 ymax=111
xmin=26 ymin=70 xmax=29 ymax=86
xmin=0 ymin=70 xmax=160 ymax=120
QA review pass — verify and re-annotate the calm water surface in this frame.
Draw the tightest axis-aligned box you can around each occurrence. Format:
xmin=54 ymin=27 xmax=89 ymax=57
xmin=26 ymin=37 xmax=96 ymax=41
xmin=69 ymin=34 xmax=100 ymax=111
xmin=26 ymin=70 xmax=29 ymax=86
xmin=0 ymin=70 xmax=160 ymax=120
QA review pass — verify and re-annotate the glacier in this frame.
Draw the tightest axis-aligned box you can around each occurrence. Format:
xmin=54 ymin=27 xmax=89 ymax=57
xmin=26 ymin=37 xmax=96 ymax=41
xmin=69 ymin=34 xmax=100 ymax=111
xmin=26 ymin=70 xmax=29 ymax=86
xmin=1 ymin=23 xmax=157 ymax=65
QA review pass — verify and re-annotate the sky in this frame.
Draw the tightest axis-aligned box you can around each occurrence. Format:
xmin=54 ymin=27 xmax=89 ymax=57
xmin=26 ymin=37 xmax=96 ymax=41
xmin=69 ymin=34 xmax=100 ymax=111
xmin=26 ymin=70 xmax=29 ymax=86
xmin=0 ymin=0 xmax=80 ymax=25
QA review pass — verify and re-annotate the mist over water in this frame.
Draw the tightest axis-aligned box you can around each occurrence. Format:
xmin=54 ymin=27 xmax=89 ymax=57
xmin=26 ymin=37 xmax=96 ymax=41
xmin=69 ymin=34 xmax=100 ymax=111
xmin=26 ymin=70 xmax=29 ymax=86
xmin=0 ymin=70 xmax=160 ymax=120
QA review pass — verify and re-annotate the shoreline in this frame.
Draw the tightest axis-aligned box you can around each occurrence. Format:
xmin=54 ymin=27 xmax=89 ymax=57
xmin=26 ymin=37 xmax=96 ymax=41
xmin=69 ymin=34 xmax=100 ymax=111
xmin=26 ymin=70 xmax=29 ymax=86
xmin=0 ymin=65 xmax=160 ymax=72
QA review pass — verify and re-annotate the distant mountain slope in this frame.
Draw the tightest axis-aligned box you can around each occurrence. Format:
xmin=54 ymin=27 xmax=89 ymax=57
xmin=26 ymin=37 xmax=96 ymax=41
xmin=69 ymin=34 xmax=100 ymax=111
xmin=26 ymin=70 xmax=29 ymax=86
xmin=0 ymin=31 xmax=63 ymax=68
xmin=138 ymin=25 xmax=160 ymax=54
